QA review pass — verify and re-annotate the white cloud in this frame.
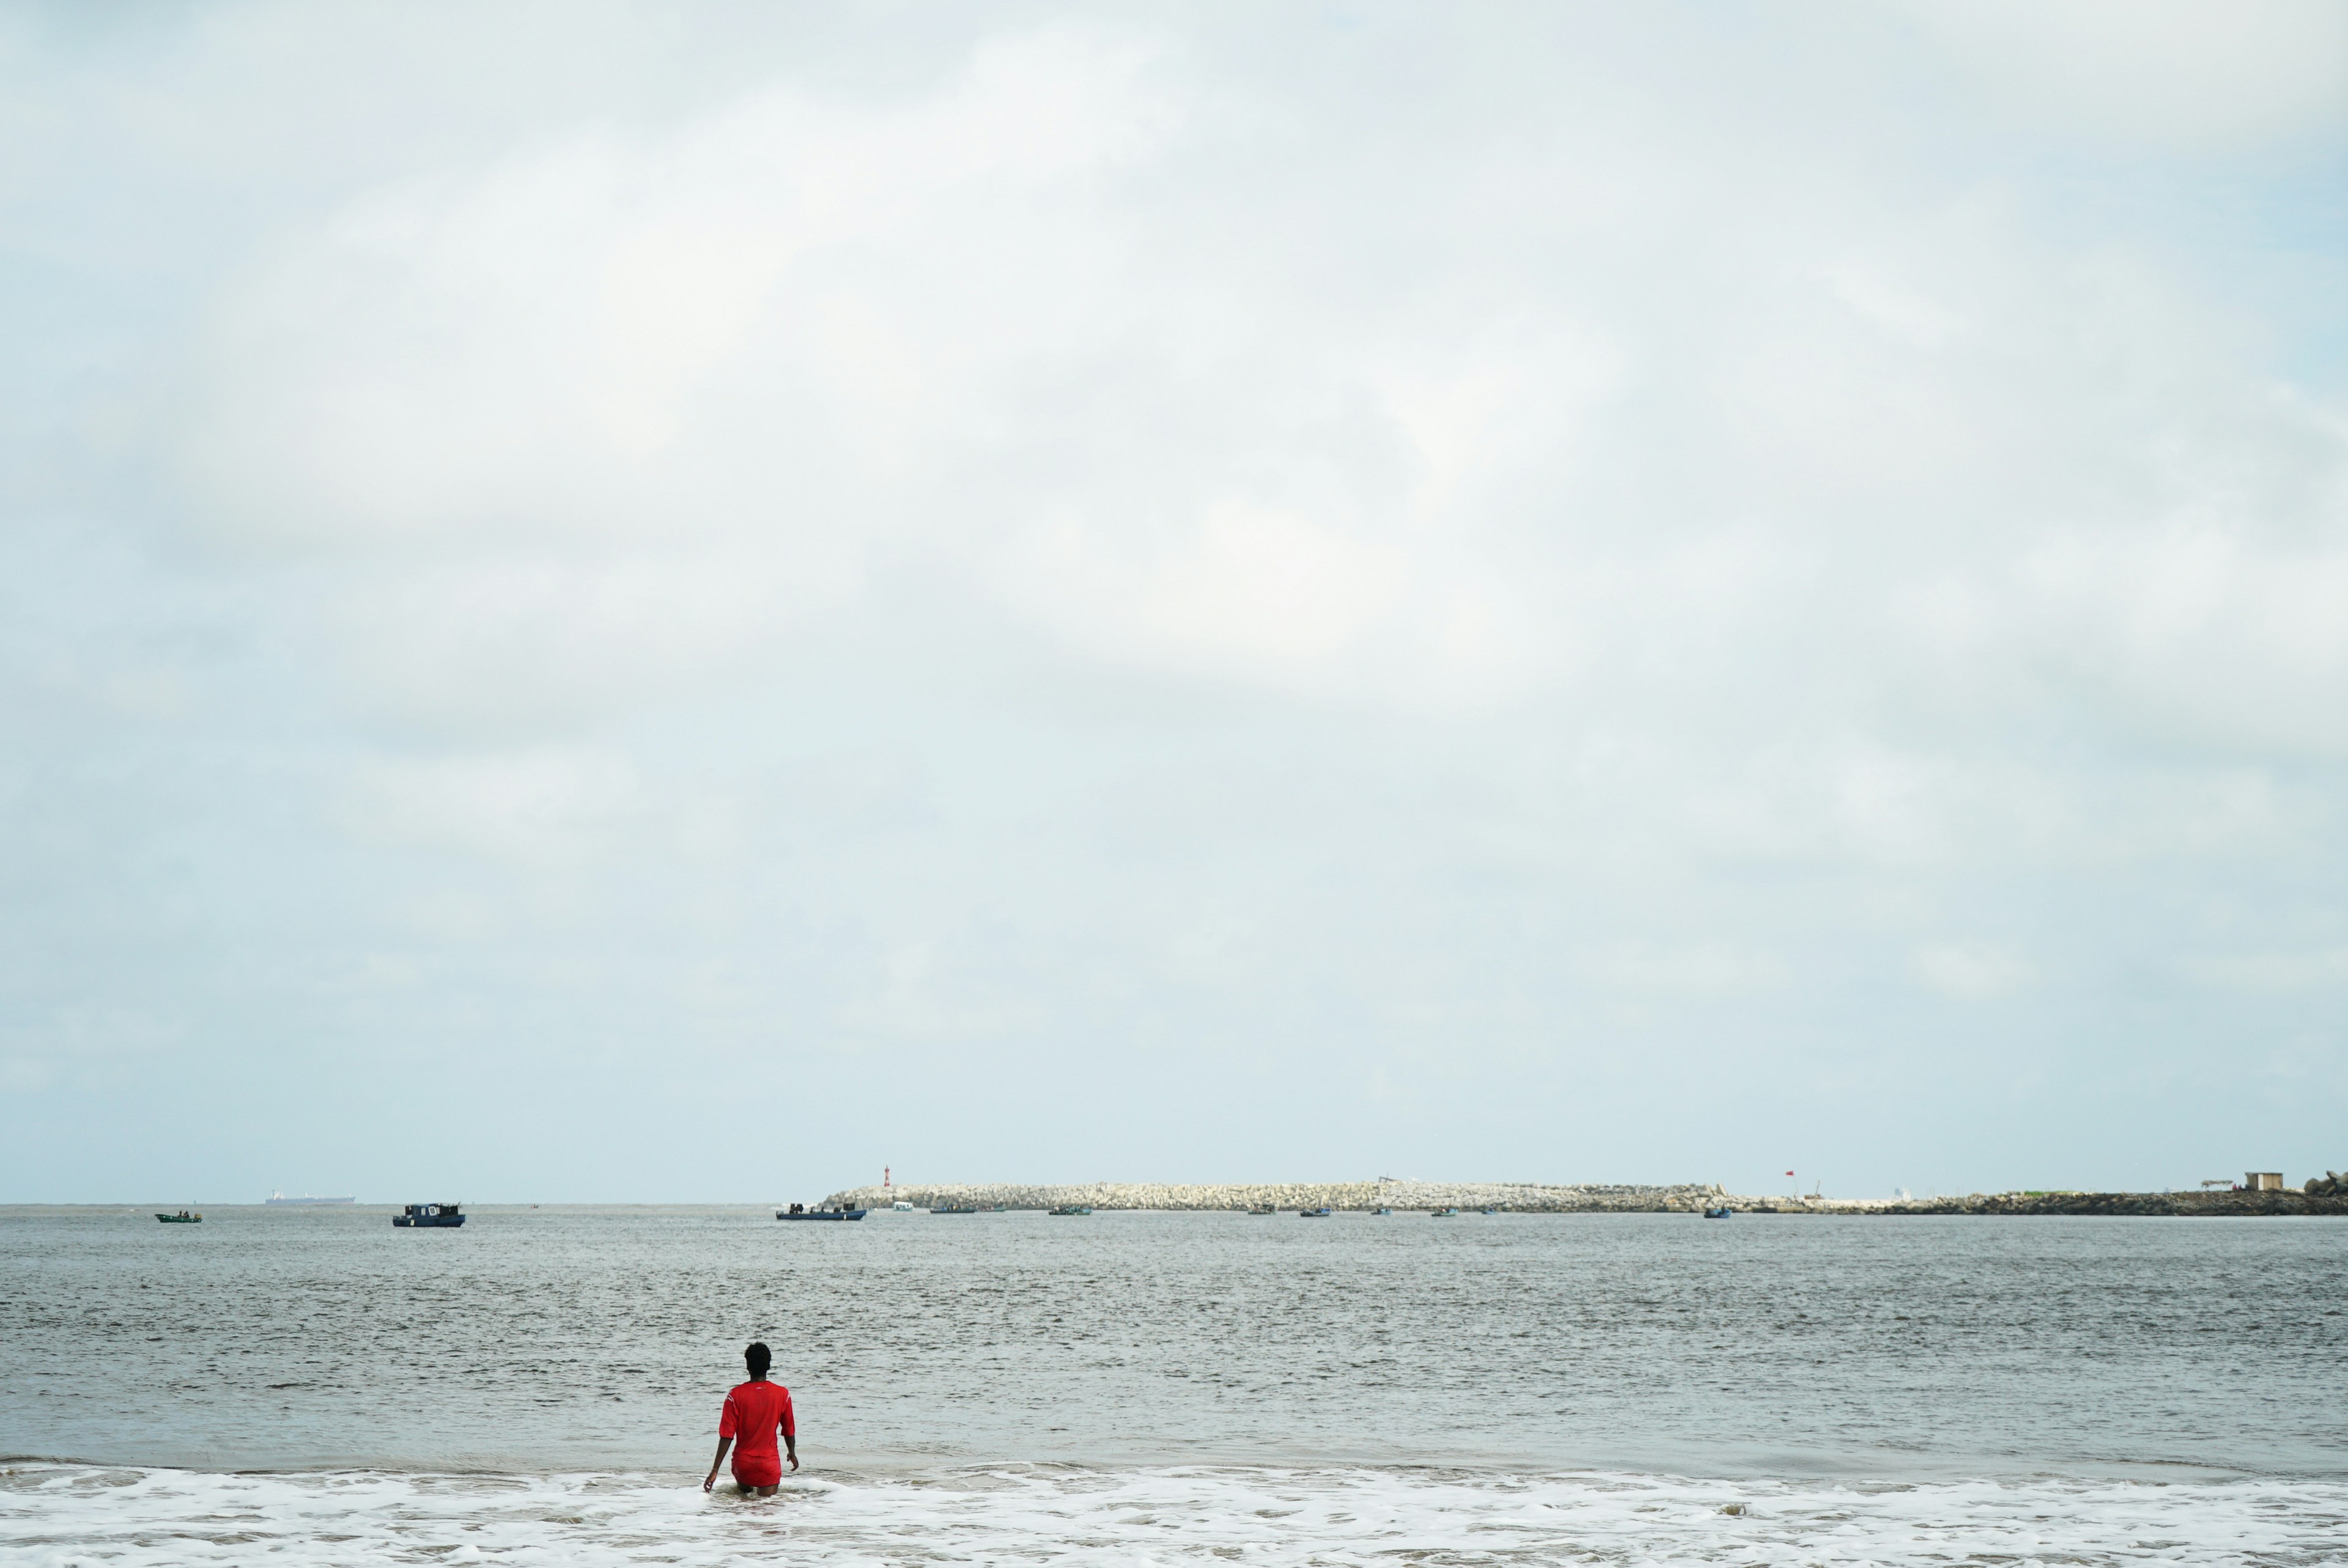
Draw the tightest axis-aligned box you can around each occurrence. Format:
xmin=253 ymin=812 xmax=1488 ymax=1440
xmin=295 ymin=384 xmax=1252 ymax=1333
xmin=1017 ymin=499 xmax=1413 ymax=690
xmin=1904 ymin=0 xmax=2348 ymax=151
xmin=328 ymin=549 xmax=794 ymax=734
xmin=1575 ymin=943 xmax=1788 ymax=996
xmin=2018 ymin=520 xmax=2348 ymax=759
xmin=1910 ymin=942 xmax=2035 ymax=1001
xmin=182 ymin=28 xmax=1181 ymax=547
xmin=0 ymin=1007 xmax=184 ymax=1095
xmin=342 ymin=748 xmax=641 ymax=867
xmin=158 ymin=8 xmax=2348 ymax=771
xmin=829 ymin=940 xmax=1046 ymax=1045
xmin=2188 ymin=949 xmax=2348 ymax=993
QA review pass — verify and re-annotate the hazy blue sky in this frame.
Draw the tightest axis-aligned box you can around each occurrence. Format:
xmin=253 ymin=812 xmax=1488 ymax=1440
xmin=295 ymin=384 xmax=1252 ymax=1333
xmin=4 ymin=2 xmax=2344 ymax=1203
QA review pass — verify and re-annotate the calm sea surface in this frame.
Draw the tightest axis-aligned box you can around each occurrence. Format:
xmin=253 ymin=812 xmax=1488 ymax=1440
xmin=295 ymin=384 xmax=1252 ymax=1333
xmin=4 ymin=1205 xmax=2345 ymax=1564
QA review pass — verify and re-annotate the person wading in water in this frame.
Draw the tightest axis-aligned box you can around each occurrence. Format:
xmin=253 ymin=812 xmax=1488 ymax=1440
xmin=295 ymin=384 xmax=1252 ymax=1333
xmin=703 ymin=1341 xmax=797 ymax=1495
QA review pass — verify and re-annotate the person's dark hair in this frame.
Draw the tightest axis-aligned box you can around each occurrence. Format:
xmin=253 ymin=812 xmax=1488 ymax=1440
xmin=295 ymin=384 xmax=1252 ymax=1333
xmin=745 ymin=1341 xmax=772 ymax=1377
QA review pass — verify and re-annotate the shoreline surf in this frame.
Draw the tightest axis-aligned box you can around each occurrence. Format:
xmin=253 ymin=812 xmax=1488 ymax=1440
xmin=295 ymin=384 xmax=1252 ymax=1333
xmin=8 ymin=1460 xmax=2344 ymax=1567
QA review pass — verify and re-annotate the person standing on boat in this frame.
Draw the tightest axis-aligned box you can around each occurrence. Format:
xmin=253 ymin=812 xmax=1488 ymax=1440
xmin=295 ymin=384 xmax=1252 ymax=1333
xmin=702 ymin=1342 xmax=797 ymax=1495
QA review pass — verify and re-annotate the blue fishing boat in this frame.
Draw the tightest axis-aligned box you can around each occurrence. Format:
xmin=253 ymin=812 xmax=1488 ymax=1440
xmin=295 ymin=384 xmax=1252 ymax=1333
xmin=1704 ymin=1207 xmax=1733 ymax=1218
xmin=1373 ymin=1205 xmax=1393 ymax=1215
xmin=778 ymin=1204 xmax=866 ymax=1221
xmin=1430 ymin=1207 xmax=1458 ymax=1217
xmin=393 ymin=1202 xmax=465 ymax=1228
xmin=1299 ymin=1206 xmax=1332 ymax=1217
xmin=1047 ymin=1205 xmax=1092 ymax=1216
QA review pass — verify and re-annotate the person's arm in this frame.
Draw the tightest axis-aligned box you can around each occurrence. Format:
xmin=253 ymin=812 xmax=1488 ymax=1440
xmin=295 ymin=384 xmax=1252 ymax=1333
xmin=781 ymin=1388 xmax=799 ymax=1471
xmin=704 ymin=1392 xmax=739 ymax=1492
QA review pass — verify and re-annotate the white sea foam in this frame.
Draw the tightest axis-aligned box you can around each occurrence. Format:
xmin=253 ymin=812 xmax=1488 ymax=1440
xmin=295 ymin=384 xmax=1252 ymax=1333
xmin=4 ymin=1463 xmax=2344 ymax=1567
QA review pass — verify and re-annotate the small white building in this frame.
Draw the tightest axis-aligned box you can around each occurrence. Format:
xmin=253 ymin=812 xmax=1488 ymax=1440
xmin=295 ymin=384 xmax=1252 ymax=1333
xmin=2246 ymin=1171 xmax=2284 ymax=1191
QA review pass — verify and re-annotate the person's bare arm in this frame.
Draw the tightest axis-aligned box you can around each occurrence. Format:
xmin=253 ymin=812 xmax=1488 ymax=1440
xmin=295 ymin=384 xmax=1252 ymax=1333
xmin=703 ymin=1435 xmax=733 ymax=1492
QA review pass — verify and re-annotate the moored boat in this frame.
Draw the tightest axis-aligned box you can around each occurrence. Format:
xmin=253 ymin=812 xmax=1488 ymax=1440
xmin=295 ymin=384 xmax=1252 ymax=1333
xmin=931 ymin=1204 xmax=980 ymax=1214
xmin=1299 ymin=1206 xmax=1332 ymax=1217
xmin=392 ymin=1202 xmax=465 ymax=1228
xmin=1430 ymin=1207 xmax=1458 ymax=1217
xmin=1047 ymin=1205 xmax=1092 ymax=1216
xmin=1704 ymin=1207 xmax=1733 ymax=1218
xmin=1373 ymin=1206 xmax=1393 ymax=1215
xmin=1247 ymin=1204 xmax=1276 ymax=1215
xmin=778 ymin=1204 xmax=867 ymax=1221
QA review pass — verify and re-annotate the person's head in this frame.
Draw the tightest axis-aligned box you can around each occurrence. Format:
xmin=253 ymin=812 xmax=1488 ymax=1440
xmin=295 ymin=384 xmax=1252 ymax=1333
xmin=745 ymin=1341 xmax=771 ymax=1378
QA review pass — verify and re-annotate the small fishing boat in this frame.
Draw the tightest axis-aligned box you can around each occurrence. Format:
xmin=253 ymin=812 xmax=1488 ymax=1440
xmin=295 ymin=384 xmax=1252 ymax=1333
xmin=155 ymin=1210 xmax=201 ymax=1224
xmin=1430 ymin=1207 xmax=1458 ymax=1217
xmin=392 ymin=1202 xmax=465 ymax=1228
xmin=1247 ymin=1204 xmax=1276 ymax=1215
xmin=930 ymin=1204 xmax=980 ymax=1214
xmin=1299 ymin=1206 xmax=1332 ymax=1218
xmin=1047 ymin=1205 xmax=1092 ymax=1216
xmin=891 ymin=1200 xmax=915 ymax=1212
xmin=1704 ymin=1207 xmax=1733 ymax=1219
xmin=778 ymin=1204 xmax=867 ymax=1221
xmin=1373 ymin=1205 xmax=1393 ymax=1215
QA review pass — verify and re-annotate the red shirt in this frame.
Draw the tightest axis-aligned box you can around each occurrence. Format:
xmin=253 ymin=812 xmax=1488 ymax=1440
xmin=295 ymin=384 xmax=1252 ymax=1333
xmin=719 ymin=1379 xmax=795 ymax=1484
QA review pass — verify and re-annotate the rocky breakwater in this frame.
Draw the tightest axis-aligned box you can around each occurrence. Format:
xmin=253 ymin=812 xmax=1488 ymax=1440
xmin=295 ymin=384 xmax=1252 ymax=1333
xmin=819 ymin=1179 xmax=1733 ymax=1212
xmin=1855 ymin=1184 xmax=2348 ymax=1216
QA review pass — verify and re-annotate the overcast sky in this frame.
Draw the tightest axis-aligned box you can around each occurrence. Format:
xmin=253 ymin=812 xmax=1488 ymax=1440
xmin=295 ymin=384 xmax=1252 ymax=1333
xmin=4 ymin=1 xmax=2344 ymax=1203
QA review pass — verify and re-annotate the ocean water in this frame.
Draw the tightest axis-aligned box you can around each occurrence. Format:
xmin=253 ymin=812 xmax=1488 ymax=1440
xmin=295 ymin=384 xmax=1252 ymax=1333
xmin=3 ymin=1205 xmax=2344 ymax=1564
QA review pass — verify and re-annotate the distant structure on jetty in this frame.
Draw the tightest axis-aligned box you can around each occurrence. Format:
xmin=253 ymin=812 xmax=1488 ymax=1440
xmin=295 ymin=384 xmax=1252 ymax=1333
xmin=819 ymin=1174 xmax=2348 ymax=1216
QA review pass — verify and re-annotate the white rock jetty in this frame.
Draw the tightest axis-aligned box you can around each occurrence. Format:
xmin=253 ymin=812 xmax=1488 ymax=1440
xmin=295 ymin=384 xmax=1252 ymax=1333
xmin=820 ymin=1179 xmax=1737 ymax=1212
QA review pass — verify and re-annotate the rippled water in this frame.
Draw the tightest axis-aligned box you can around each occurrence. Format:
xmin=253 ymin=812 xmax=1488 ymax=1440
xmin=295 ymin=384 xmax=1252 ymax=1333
xmin=4 ymin=1205 xmax=2345 ymax=1563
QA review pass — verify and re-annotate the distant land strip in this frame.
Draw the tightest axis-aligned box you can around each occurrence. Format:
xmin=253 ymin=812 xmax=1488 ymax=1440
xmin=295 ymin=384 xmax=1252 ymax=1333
xmin=821 ymin=1179 xmax=2348 ymax=1216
